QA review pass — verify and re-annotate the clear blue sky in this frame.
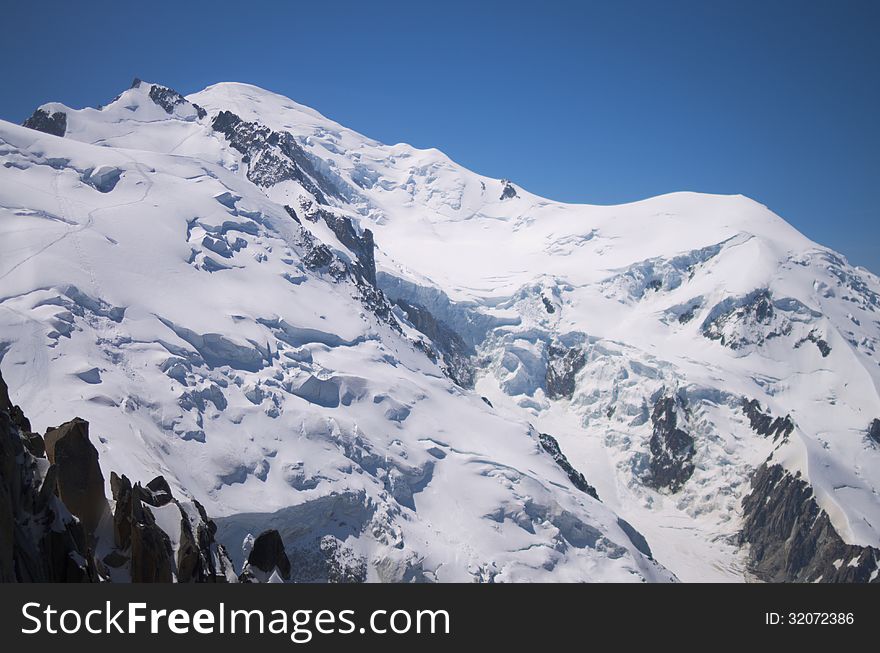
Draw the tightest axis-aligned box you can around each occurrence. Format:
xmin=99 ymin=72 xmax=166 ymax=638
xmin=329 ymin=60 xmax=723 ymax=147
xmin=2 ymin=0 xmax=877 ymax=272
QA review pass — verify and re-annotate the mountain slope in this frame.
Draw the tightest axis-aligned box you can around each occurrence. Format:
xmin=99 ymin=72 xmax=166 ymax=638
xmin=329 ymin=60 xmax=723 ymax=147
xmin=3 ymin=78 xmax=879 ymax=582
xmin=0 ymin=81 xmax=670 ymax=582
xmin=192 ymin=82 xmax=880 ymax=582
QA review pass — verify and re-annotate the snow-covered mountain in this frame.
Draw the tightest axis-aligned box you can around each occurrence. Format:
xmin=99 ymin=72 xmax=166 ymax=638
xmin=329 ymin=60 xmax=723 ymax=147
xmin=1 ymin=79 xmax=878 ymax=582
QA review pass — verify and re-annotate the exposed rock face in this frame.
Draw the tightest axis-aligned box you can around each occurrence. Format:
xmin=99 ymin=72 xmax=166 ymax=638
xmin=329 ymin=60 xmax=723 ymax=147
xmin=110 ymin=472 xmax=133 ymax=550
xmin=110 ymin=472 xmax=237 ymax=583
xmin=144 ymin=474 xmax=174 ymax=506
xmin=211 ymin=110 xmax=337 ymax=200
xmin=0 ymin=370 xmax=95 ymax=582
xmin=394 ymin=299 xmax=475 ymax=387
xmin=701 ymin=289 xmax=786 ymax=349
xmin=740 ymin=463 xmax=880 ymax=583
xmin=499 ymin=179 xmax=517 ymax=200
xmin=869 ymin=419 xmax=880 ymax=446
xmin=44 ymin=418 xmax=109 ymax=535
xmin=128 ymin=486 xmax=173 ymax=583
xmin=150 ymin=83 xmax=206 ymax=119
xmin=538 ymin=432 xmax=599 ymax=500
xmin=240 ymin=529 xmax=291 ymax=582
xmin=320 ymin=536 xmax=367 ymax=583
xmin=317 ymin=210 xmax=376 ymax=286
xmin=286 ymin=206 xmax=396 ymax=327
xmin=545 ymin=343 xmax=586 ymax=400
xmin=646 ymin=395 xmax=695 ymax=492
xmin=0 ymin=371 xmax=31 ymax=433
xmin=23 ymin=108 xmax=67 ymax=137
xmin=794 ymin=329 xmax=831 ymax=357
xmin=742 ymin=398 xmax=794 ymax=441
xmin=1 ymin=368 xmax=237 ymax=583
xmin=302 ymin=241 xmax=335 ymax=271
xmin=181 ymin=500 xmax=237 ymax=583
xmin=295 ymin=201 xmax=376 ymax=286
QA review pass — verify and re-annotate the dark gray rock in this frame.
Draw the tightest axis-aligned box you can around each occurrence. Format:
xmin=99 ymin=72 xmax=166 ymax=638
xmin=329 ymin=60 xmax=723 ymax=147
xmin=211 ymin=110 xmax=339 ymax=201
xmin=868 ymin=419 xmax=880 ymax=446
xmin=176 ymin=512 xmax=201 ymax=583
xmin=1 ymin=370 xmax=32 ymax=434
xmin=241 ymin=529 xmax=291 ymax=581
xmin=1 ymin=369 xmax=234 ymax=583
xmin=110 ymin=471 xmax=134 ymax=549
xmin=0 ymin=370 xmax=95 ymax=582
xmin=302 ymin=242 xmax=334 ymax=270
xmin=740 ymin=463 xmax=880 ymax=582
xmin=315 ymin=208 xmax=376 ymax=286
xmin=677 ymin=305 xmax=698 ymax=323
xmin=701 ymin=289 xmax=787 ymax=349
xmin=283 ymin=204 xmax=301 ymax=223
xmin=320 ymin=536 xmax=367 ymax=583
xmin=794 ymin=330 xmax=832 ymax=357
xmin=545 ymin=343 xmax=586 ymax=400
xmin=23 ymin=108 xmax=67 ymax=137
xmin=143 ymin=475 xmax=173 ymax=507
xmin=129 ymin=488 xmax=173 ymax=583
xmin=742 ymin=398 xmax=794 ymax=441
xmin=148 ymin=83 xmax=206 ymax=118
xmin=539 ymin=432 xmax=599 ymax=500
xmin=499 ymin=179 xmax=517 ymax=200
xmin=44 ymin=418 xmax=109 ymax=535
xmin=646 ymin=395 xmax=695 ymax=492
xmin=395 ymin=299 xmax=474 ymax=387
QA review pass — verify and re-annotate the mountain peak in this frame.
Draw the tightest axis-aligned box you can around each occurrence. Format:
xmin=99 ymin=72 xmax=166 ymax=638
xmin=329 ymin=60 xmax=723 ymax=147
xmin=3 ymin=77 xmax=880 ymax=584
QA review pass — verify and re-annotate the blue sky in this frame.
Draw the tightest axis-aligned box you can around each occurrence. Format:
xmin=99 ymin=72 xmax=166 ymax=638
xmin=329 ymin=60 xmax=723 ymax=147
xmin=2 ymin=0 xmax=877 ymax=272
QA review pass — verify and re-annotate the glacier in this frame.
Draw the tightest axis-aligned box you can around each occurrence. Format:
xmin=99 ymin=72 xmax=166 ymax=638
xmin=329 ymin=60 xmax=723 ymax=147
xmin=1 ymin=79 xmax=878 ymax=582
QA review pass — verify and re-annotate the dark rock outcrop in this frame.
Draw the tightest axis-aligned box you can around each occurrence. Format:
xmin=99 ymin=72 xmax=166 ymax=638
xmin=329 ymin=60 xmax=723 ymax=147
xmin=538 ymin=432 xmax=599 ymax=500
xmin=741 ymin=398 xmax=794 ymax=441
xmin=646 ymin=395 xmax=695 ymax=492
xmin=211 ymin=110 xmax=338 ymax=201
xmin=701 ymin=289 xmax=788 ymax=349
xmin=545 ymin=343 xmax=586 ymax=400
xmin=110 ymin=471 xmax=236 ymax=583
xmin=23 ymin=108 xmax=67 ymax=137
xmin=794 ymin=330 xmax=832 ymax=357
xmin=128 ymin=485 xmax=174 ymax=583
xmin=302 ymin=242 xmax=335 ymax=271
xmin=1 ymin=368 xmax=236 ymax=583
xmin=0 ymin=371 xmax=95 ymax=582
xmin=144 ymin=475 xmax=174 ymax=507
xmin=0 ymin=371 xmax=31 ymax=434
xmin=499 ymin=179 xmax=517 ymax=200
xmin=319 ymin=536 xmax=368 ymax=583
xmin=272 ymin=219 xmax=401 ymax=349
xmin=295 ymin=201 xmax=376 ymax=286
xmin=318 ymin=210 xmax=376 ymax=286
xmin=240 ymin=529 xmax=291 ymax=582
xmin=394 ymin=299 xmax=474 ymax=387
xmin=740 ymin=463 xmax=880 ymax=582
xmin=869 ymin=419 xmax=880 ymax=446
xmin=147 ymin=83 xmax=207 ymax=118
xmin=44 ymin=418 xmax=109 ymax=535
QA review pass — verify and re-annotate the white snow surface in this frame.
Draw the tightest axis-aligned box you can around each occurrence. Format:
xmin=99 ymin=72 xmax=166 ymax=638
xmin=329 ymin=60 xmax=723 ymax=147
xmin=2 ymin=80 xmax=879 ymax=582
